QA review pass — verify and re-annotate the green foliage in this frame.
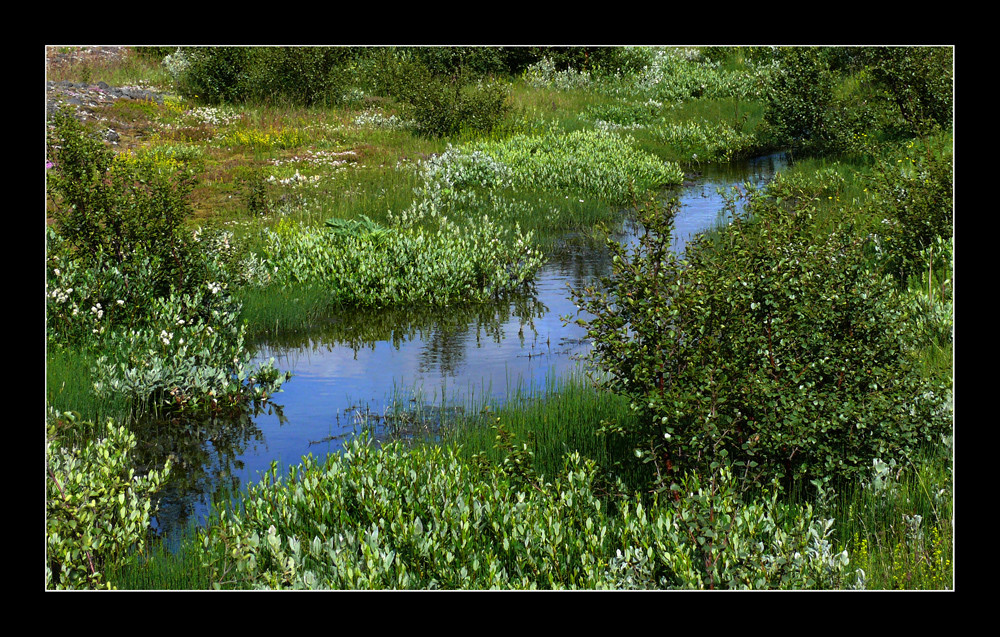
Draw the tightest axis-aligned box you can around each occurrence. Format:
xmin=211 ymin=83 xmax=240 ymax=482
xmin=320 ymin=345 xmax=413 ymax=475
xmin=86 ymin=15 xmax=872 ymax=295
xmin=571 ymin=185 xmax=952 ymax=493
xmin=259 ymin=208 xmax=543 ymax=307
xmin=196 ymin=433 xmax=854 ymax=589
xmin=649 ymin=117 xmax=759 ymax=163
xmin=857 ymin=47 xmax=953 ymax=136
xmin=836 ymin=445 xmax=953 ymax=590
xmin=760 ymin=47 xmax=953 ymax=155
xmin=46 ymin=411 xmax=171 ymax=589
xmin=866 ymin=140 xmax=953 ymax=284
xmin=47 ymin=223 xmax=289 ymax=417
xmin=402 ymin=70 xmax=512 ymax=138
xmin=761 ymin=48 xmax=848 ymax=155
xmin=234 ymin=165 xmax=271 ymax=216
xmin=610 ymin=464 xmax=856 ymax=589
xmin=464 ymin=128 xmax=684 ymax=205
xmin=173 ymin=46 xmax=361 ymax=106
xmin=46 ymin=107 xmax=196 ymax=284
xmin=89 ymin=286 xmax=290 ymax=415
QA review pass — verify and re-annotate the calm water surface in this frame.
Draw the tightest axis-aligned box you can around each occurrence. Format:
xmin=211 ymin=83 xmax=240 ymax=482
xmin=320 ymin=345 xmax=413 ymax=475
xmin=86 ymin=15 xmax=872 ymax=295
xmin=151 ymin=153 xmax=788 ymax=539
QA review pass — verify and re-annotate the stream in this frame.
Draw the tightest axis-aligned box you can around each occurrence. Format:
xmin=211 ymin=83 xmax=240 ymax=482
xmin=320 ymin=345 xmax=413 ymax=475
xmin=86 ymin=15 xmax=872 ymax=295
xmin=149 ymin=152 xmax=789 ymax=542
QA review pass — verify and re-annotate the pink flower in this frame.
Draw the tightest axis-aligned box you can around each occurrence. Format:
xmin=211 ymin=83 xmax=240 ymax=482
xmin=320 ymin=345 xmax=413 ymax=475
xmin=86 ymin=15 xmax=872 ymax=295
xmin=45 ymin=161 xmax=54 ymax=170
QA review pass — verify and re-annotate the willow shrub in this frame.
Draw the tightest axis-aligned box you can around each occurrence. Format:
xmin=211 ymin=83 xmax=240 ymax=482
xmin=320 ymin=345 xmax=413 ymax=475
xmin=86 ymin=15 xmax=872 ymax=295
xmin=46 ymin=411 xmax=172 ymax=589
xmin=46 ymin=107 xmax=197 ymax=291
xmin=571 ymin=183 xmax=952 ymax=495
xmin=258 ymin=208 xmax=543 ymax=307
xmin=196 ymin=434 xmax=857 ymax=589
xmin=865 ymin=139 xmax=953 ymax=285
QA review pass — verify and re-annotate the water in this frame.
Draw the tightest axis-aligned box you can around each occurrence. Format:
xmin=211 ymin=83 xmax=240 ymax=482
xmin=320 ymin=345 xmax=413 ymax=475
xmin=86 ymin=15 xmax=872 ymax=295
xmin=150 ymin=152 xmax=789 ymax=540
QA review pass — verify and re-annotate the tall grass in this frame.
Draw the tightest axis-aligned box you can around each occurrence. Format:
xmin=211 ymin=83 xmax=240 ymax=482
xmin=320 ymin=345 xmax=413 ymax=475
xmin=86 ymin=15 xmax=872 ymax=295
xmin=388 ymin=371 xmax=652 ymax=496
xmin=46 ymin=46 xmax=174 ymax=88
xmin=104 ymin=526 xmax=217 ymax=590
xmin=827 ymin=447 xmax=954 ymax=589
xmin=235 ymin=282 xmax=339 ymax=342
xmin=46 ymin=345 xmax=136 ymax=435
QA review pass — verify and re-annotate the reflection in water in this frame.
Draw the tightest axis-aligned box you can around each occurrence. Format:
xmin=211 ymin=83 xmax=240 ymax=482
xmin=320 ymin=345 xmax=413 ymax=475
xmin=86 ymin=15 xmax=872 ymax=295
xmin=150 ymin=153 xmax=789 ymax=542
xmin=138 ymin=402 xmax=284 ymax=542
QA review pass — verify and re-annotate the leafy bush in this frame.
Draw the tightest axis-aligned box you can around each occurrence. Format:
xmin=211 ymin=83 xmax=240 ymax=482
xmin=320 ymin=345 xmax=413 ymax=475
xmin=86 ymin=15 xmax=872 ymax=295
xmin=649 ymin=117 xmax=760 ymax=163
xmin=857 ymin=47 xmax=953 ymax=136
xmin=258 ymin=208 xmax=543 ymax=307
xmin=760 ymin=47 xmax=849 ymax=155
xmin=866 ymin=141 xmax=953 ymax=284
xmin=624 ymin=47 xmax=769 ymax=105
xmin=465 ymin=128 xmax=684 ymax=204
xmin=46 ymin=107 xmax=196 ymax=287
xmin=172 ymin=46 xmax=359 ymax=106
xmin=89 ymin=287 xmax=290 ymax=414
xmin=196 ymin=433 xmax=857 ymax=589
xmin=402 ymin=70 xmax=512 ymax=138
xmin=524 ymin=56 xmax=593 ymax=90
xmin=610 ymin=464 xmax=856 ymax=589
xmin=47 ymin=222 xmax=289 ymax=416
xmin=46 ymin=411 xmax=171 ymax=589
xmin=571 ymin=184 xmax=952 ymax=494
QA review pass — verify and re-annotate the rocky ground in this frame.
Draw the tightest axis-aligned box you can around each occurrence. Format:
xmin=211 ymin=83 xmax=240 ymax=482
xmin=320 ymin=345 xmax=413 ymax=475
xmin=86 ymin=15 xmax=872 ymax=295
xmin=46 ymin=46 xmax=177 ymax=224
xmin=45 ymin=46 xmax=169 ymax=141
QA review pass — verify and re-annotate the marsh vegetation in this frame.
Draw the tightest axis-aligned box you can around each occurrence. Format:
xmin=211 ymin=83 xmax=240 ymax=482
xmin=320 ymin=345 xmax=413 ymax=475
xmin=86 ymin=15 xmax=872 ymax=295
xmin=45 ymin=45 xmax=953 ymax=590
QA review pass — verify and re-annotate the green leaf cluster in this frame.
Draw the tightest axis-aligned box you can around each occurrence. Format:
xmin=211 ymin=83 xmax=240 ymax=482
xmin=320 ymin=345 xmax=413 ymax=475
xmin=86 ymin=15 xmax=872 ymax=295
xmin=46 ymin=411 xmax=171 ymax=589
xmin=197 ymin=432 xmax=854 ymax=589
xmin=466 ymin=128 xmax=684 ymax=205
xmin=260 ymin=211 xmax=543 ymax=308
xmin=46 ymin=107 xmax=196 ymax=282
xmin=572 ymin=180 xmax=952 ymax=493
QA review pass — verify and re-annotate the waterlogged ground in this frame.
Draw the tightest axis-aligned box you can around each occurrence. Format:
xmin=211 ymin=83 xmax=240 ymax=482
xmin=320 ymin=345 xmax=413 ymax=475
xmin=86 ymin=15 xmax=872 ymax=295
xmin=150 ymin=152 xmax=789 ymax=540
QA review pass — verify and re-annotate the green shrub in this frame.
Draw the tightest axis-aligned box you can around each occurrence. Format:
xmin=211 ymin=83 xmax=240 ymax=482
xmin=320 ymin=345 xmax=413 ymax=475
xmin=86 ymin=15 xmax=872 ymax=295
xmin=46 ymin=107 xmax=200 ymax=297
xmin=195 ymin=433 xmax=857 ymax=589
xmin=172 ymin=46 xmax=361 ymax=106
xmin=172 ymin=46 xmax=254 ymax=105
xmin=258 ymin=209 xmax=543 ymax=307
xmin=610 ymin=464 xmax=857 ymax=589
xmin=857 ymin=47 xmax=953 ymax=136
xmin=46 ymin=411 xmax=171 ymax=589
xmin=47 ymin=220 xmax=290 ymax=416
xmin=403 ymin=70 xmax=512 ymax=138
xmin=761 ymin=47 xmax=848 ymax=155
xmin=866 ymin=141 xmax=953 ymax=284
xmin=89 ymin=287 xmax=290 ymax=415
xmin=571 ymin=185 xmax=952 ymax=494
xmin=466 ymin=128 xmax=684 ymax=204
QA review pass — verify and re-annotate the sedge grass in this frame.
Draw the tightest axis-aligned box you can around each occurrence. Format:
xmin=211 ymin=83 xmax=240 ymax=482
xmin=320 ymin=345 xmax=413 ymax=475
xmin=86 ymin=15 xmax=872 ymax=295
xmin=392 ymin=371 xmax=652 ymax=496
xmin=828 ymin=448 xmax=954 ymax=590
xmin=236 ymin=282 xmax=341 ymax=342
xmin=104 ymin=526 xmax=217 ymax=590
xmin=46 ymin=345 xmax=136 ymax=435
